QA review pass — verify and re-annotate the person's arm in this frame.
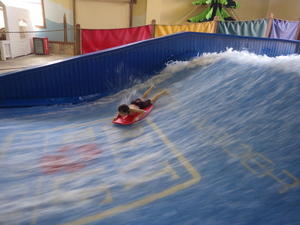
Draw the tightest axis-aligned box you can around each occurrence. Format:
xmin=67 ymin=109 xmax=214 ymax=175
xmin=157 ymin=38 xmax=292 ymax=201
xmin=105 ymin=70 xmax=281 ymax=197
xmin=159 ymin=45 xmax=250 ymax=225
xmin=113 ymin=113 xmax=120 ymax=120
xmin=131 ymin=108 xmax=146 ymax=122
xmin=131 ymin=108 xmax=146 ymax=114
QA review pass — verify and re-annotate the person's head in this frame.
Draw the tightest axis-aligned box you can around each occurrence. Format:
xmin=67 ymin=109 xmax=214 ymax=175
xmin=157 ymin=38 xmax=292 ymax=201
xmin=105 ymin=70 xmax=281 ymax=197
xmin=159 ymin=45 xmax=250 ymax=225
xmin=118 ymin=104 xmax=130 ymax=116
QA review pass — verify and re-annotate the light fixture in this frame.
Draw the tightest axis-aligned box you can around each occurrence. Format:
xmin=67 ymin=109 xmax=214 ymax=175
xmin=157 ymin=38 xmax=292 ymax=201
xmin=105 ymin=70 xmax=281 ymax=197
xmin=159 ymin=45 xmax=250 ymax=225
xmin=19 ymin=19 xmax=28 ymax=27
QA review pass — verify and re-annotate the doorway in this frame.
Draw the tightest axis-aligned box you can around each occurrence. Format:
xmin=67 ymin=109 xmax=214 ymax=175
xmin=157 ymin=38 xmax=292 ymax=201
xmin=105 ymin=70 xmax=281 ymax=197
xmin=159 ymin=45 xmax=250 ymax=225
xmin=0 ymin=3 xmax=6 ymax=40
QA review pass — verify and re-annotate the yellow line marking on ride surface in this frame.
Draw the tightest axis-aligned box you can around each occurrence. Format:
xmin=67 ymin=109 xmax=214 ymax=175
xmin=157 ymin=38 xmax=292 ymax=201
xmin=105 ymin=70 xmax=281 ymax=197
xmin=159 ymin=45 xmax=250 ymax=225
xmin=124 ymin=162 xmax=180 ymax=190
xmin=283 ymin=170 xmax=300 ymax=182
xmin=63 ymin=119 xmax=201 ymax=225
xmin=0 ymin=133 xmax=15 ymax=160
xmin=148 ymin=120 xmax=201 ymax=178
xmin=17 ymin=118 xmax=109 ymax=134
xmin=197 ymin=123 xmax=300 ymax=194
xmin=0 ymin=118 xmax=110 ymax=159
xmin=31 ymin=177 xmax=43 ymax=225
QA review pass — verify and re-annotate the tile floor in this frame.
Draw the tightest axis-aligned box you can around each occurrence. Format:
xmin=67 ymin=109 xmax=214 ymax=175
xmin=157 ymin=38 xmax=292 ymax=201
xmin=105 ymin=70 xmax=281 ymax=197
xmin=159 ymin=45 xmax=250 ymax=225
xmin=0 ymin=54 xmax=72 ymax=75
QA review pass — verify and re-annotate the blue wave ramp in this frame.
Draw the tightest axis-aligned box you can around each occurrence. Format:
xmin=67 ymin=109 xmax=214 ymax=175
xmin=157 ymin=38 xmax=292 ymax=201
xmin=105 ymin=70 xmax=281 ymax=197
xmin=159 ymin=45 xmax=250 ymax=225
xmin=0 ymin=50 xmax=300 ymax=225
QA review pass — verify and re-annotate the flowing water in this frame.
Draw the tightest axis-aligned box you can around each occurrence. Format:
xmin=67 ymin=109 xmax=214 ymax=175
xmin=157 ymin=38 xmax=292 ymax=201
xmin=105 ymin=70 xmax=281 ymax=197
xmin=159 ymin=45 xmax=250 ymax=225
xmin=0 ymin=50 xmax=300 ymax=225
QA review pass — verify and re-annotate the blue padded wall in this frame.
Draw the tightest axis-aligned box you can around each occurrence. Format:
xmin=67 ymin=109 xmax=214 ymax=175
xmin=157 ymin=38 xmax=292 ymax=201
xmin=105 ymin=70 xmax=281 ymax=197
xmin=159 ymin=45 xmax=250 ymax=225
xmin=0 ymin=32 xmax=299 ymax=107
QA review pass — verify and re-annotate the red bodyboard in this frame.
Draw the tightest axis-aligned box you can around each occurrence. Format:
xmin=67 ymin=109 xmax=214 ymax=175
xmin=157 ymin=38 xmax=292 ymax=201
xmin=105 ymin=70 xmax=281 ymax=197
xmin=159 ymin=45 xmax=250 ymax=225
xmin=112 ymin=105 xmax=154 ymax=125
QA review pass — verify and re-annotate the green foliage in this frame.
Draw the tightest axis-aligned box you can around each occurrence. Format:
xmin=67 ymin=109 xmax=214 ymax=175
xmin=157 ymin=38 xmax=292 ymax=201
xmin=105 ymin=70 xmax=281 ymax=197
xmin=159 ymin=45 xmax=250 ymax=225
xmin=188 ymin=0 xmax=239 ymax=22
xmin=192 ymin=0 xmax=212 ymax=5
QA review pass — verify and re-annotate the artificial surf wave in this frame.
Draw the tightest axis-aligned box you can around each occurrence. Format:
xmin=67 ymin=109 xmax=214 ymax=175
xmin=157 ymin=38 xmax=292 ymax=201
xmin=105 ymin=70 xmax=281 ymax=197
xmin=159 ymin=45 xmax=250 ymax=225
xmin=0 ymin=50 xmax=299 ymax=225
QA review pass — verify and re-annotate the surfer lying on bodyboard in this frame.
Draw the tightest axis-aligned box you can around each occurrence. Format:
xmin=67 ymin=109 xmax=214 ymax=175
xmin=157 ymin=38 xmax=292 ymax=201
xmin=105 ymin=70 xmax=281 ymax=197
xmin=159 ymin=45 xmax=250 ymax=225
xmin=112 ymin=86 xmax=168 ymax=125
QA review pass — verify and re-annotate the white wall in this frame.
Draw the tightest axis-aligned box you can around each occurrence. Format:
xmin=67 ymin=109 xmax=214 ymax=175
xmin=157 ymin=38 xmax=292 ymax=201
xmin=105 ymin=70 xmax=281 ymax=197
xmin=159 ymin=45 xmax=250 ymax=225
xmin=5 ymin=6 xmax=33 ymax=57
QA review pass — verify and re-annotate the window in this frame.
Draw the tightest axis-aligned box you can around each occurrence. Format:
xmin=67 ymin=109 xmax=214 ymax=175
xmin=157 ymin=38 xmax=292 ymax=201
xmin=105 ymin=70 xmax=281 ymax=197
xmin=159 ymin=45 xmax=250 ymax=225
xmin=12 ymin=0 xmax=45 ymax=28
xmin=19 ymin=19 xmax=28 ymax=38
xmin=0 ymin=6 xmax=5 ymax=28
xmin=0 ymin=6 xmax=6 ymax=40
